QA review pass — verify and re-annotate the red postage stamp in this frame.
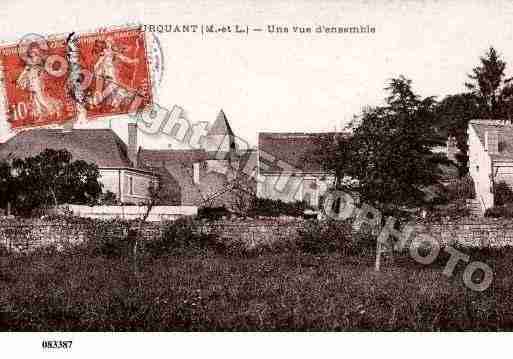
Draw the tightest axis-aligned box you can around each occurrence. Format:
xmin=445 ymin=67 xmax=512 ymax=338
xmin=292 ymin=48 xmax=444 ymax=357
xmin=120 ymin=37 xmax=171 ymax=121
xmin=77 ymin=27 xmax=153 ymax=119
xmin=0 ymin=37 xmax=76 ymax=128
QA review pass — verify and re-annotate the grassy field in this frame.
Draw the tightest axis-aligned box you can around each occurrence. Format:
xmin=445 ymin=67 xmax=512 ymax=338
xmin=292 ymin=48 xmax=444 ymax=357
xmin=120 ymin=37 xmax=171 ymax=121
xmin=1 ymin=246 xmax=512 ymax=331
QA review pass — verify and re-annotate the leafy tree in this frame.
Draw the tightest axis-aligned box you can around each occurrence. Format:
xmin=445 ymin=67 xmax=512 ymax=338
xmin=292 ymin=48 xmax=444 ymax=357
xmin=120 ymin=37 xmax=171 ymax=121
xmin=434 ymin=93 xmax=482 ymax=174
xmin=347 ymin=76 xmax=449 ymax=214
xmin=310 ymin=133 xmax=353 ymax=190
xmin=11 ymin=149 xmax=102 ymax=215
xmin=0 ymin=160 xmax=14 ymax=213
xmin=465 ymin=46 xmax=513 ymax=119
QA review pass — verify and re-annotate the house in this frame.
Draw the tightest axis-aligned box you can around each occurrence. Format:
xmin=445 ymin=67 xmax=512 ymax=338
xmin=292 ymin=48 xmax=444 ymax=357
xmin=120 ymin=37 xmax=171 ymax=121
xmin=0 ymin=109 xmax=256 ymax=209
xmin=467 ymin=119 xmax=513 ymax=213
xmin=134 ymin=109 xmax=257 ymax=209
xmin=0 ymin=128 xmax=158 ymax=204
xmin=257 ymin=132 xmax=341 ymax=208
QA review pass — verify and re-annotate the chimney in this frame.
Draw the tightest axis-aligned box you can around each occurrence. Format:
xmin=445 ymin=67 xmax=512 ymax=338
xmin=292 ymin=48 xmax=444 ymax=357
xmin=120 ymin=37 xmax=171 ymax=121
xmin=485 ymin=129 xmax=499 ymax=154
xmin=128 ymin=122 xmax=138 ymax=167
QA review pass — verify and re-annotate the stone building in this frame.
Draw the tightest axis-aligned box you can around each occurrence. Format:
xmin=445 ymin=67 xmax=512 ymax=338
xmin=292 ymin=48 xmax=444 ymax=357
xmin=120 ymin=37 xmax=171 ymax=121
xmin=0 ymin=109 xmax=257 ymax=209
xmin=467 ymin=119 xmax=513 ymax=213
xmin=0 ymin=127 xmax=158 ymax=204
xmin=257 ymin=132 xmax=342 ymax=208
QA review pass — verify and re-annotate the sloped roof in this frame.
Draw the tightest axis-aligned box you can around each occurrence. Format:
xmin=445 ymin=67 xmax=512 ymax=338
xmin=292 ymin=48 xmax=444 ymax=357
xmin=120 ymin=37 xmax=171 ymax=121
xmin=469 ymin=120 xmax=513 ymax=161
xmin=207 ymin=109 xmax=234 ymax=137
xmin=258 ymin=132 xmax=344 ymax=174
xmin=0 ymin=128 xmax=132 ymax=167
xmin=138 ymin=147 xmax=258 ymax=206
xmin=138 ymin=149 xmax=208 ymax=166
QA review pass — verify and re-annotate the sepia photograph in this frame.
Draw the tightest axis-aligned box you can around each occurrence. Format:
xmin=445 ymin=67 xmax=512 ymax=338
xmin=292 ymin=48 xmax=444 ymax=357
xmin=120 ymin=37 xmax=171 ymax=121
xmin=0 ymin=0 xmax=513 ymax=356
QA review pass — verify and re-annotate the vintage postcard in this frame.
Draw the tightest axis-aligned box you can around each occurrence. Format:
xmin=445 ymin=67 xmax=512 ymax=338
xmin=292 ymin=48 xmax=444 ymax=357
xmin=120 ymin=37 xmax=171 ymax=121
xmin=1 ymin=0 xmax=512 ymax=358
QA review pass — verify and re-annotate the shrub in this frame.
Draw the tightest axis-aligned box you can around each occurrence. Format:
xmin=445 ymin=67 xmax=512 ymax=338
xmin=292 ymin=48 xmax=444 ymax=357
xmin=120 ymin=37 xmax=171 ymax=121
xmin=197 ymin=206 xmax=231 ymax=221
xmin=494 ymin=181 xmax=513 ymax=206
xmin=146 ymin=217 xmax=209 ymax=256
xmin=247 ymin=198 xmax=308 ymax=218
xmin=425 ymin=199 xmax=471 ymax=221
xmin=86 ymin=218 xmax=130 ymax=258
xmin=98 ymin=190 xmax=119 ymax=205
xmin=485 ymin=204 xmax=513 ymax=218
xmin=443 ymin=175 xmax=476 ymax=202
xmin=296 ymin=219 xmax=358 ymax=254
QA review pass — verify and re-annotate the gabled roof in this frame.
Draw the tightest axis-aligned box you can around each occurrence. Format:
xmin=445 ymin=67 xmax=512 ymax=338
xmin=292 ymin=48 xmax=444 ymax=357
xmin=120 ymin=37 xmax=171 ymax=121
xmin=207 ymin=109 xmax=234 ymax=137
xmin=258 ymin=132 xmax=345 ymax=174
xmin=0 ymin=128 xmax=132 ymax=167
xmin=469 ymin=120 xmax=513 ymax=161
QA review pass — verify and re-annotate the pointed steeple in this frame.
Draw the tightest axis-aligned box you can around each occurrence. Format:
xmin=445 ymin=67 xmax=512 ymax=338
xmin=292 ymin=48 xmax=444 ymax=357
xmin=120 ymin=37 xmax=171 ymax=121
xmin=207 ymin=109 xmax=235 ymax=137
xmin=203 ymin=109 xmax=237 ymax=153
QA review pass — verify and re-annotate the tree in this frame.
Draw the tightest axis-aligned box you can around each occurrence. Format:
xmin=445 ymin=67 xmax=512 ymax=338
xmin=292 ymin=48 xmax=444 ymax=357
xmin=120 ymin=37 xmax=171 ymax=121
xmin=10 ymin=149 xmax=102 ymax=215
xmin=465 ymin=46 xmax=513 ymax=119
xmin=0 ymin=160 xmax=15 ymax=214
xmin=310 ymin=133 xmax=353 ymax=190
xmin=128 ymin=177 xmax=164 ymax=277
xmin=434 ymin=93 xmax=482 ymax=174
xmin=348 ymin=76 xmax=449 ymax=214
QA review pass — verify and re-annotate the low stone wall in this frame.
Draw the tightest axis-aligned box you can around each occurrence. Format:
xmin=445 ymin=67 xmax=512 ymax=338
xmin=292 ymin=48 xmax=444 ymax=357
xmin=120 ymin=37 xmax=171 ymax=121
xmin=0 ymin=218 xmax=161 ymax=253
xmin=414 ymin=220 xmax=513 ymax=248
xmin=197 ymin=218 xmax=305 ymax=249
xmin=0 ymin=223 xmax=91 ymax=252
xmin=4 ymin=216 xmax=513 ymax=254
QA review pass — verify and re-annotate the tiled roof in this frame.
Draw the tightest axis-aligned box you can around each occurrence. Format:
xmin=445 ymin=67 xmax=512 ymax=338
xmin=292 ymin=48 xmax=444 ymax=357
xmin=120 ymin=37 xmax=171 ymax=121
xmin=138 ymin=148 xmax=257 ymax=206
xmin=258 ymin=132 xmax=345 ymax=174
xmin=0 ymin=128 xmax=132 ymax=167
xmin=469 ymin=120 xmax=513 ymax=161
xmin=138 ymin=149 xmax=208 ymax=166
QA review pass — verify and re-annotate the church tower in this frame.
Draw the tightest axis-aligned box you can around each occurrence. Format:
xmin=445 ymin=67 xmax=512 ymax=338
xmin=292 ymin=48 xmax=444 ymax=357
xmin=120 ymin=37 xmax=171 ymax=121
xmin=203 ymin=109 xmax=237 ymax=153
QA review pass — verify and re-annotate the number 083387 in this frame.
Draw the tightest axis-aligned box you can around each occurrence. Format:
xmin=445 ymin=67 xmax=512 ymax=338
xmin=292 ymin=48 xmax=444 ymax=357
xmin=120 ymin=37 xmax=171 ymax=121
xmin=41 ymin=340 xmax=73 ymax=349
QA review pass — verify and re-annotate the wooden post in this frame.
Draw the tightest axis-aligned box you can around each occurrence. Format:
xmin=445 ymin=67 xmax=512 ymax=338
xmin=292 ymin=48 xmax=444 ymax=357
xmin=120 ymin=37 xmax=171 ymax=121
xmin=6 ymin=201 xmax=11 ymax=217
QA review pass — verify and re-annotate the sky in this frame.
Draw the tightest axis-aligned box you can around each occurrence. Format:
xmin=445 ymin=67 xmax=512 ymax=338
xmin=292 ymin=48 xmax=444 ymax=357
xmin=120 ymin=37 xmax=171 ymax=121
xmin=1 ymin=0 xmax=513 ymax=147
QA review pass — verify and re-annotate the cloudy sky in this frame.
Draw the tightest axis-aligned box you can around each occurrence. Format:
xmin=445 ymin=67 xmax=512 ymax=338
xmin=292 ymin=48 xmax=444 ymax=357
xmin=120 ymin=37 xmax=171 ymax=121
xmin=1 ymin=0 xmax=513 ymax=147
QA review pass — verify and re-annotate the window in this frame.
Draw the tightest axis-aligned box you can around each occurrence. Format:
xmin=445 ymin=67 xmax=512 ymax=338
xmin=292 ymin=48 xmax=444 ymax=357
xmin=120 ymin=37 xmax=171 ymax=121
xmin=129 ymin=176 xmax=134 ymax=195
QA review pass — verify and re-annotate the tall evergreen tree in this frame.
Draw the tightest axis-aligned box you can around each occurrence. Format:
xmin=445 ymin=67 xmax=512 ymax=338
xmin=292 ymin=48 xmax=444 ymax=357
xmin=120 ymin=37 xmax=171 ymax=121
xmin=347 ymin=76 xmax=448 ymax=214
xmin=465 ymin=46 xmax=513 ymax=119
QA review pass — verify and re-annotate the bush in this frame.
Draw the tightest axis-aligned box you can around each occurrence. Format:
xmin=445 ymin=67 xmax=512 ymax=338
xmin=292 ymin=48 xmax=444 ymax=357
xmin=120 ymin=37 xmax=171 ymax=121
xmin=297 ymin=219 xmax=362 ymax=255
xmin=485 ymin=204 xmax=513 ymax=218
xmin=247 ymin=198 xmax=308 ymax=218
xmin=98 ymin=191 xmax=119 ymax=205
xmin=494 ymin=181 xmax=513 ymax=206
xmin=443 ymin=175 xmax=476 ymax=202
xmin=146 ymin=218 xmax=209 ymax=256
xmin=86 ymin=218 xmax=130 ymax=258
xmin=197 ymin=206 xmax=231 ymax=221
xmin=424 ymin=200 xmax=471 ymax=221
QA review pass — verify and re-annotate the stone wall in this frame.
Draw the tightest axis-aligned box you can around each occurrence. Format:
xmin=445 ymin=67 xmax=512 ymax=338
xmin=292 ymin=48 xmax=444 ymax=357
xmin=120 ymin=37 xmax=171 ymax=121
xmin=414 ymin=220 xmax=513 ymax=248
xmin=0 ymin=219 xmax=161 ymax=253
xmin=197 ymin=218 xmax=304 ymax=249
xmin=4 ymin=216 xmax=513 ymax=255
